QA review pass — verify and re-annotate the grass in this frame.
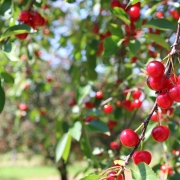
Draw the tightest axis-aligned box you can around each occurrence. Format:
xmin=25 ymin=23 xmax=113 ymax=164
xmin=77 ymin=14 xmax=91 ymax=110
xmin=0 ymin=166 xmax=59 ymax=179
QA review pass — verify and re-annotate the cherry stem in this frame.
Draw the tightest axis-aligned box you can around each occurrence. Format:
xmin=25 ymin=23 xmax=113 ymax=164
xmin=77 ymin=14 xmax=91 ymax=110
xmin=27 ymin=0 xmax=36 ymax=11
xmin=124 ymin=18 xmax=180 ymax=167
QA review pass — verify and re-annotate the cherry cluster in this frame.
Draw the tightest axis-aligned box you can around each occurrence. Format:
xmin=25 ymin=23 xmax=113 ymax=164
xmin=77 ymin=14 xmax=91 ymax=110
xmin=147 ymin=60 xmax=180 ymax=109
xmin=16 ymin=10 xmax=45 ymax=40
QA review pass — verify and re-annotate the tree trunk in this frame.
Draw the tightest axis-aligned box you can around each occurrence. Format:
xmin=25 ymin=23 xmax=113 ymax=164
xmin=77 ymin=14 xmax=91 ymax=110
xmin=57 ymin=160 xmax=68 ymax=180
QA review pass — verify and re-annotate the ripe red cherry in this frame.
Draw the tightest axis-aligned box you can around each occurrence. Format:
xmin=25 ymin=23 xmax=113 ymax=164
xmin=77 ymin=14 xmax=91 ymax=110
xmin=46 ymin=76 xmax=52 ymax=82
xmin=110 ymin=0 xmax=121 ymax=8
xmin=146 ymin=61 xmax=165 ymax=78
xmin=31 ymin=12 xmax=45 ymax=27
xmin=132 ymin=99 xmax=142 ymax=108
xmin=129 ymin=5 xmax=140 ymax=20
xmin=132 ymin=151 xmax=152 ymax=165
xmin=120 ymin=129 xmax=139 ymax=148
xmin=151 ymin=111 xmax=162 ymax=122
xmin=110 ymin=141 xmax=120 ymax=150
xmin=19 ymin=11 xmax=31 ymax=22
xmin=116 ymin=100 xmax=121 ymax=107
xmin=15 ymin=33 xmax=28 ymax=40
xmin=161 ymin=108 xmax=174 ymax=116
xmin=85 ymin=102 xmax=95 ymax=109
xmin=19 ymin=103 xmax=28 ymax=111
xmin=160 ymin=165 xmax=174 ymax=175
xmin=96 ymin=91 xmax=103 ymax=99
xmin=131 ymin=57 xmax=137 ymax=63
xmin=157 ymin=92 xmax=173 ymax=109
xmin=103 ymin=104 xmax=113 ymax=114
xmin=107 ymin=172 xmax=123 ymax=180
xmin=107 ymin=120 xmax=117 ymax=129
xmin=132 ymin=90 xmax=142 ymax=99
xmin=147 ymin=76 xmax=168 ymax=91
xmin=152 ymin=126 xmax=170 ymax=142
xmin=167 ymin=74 xmax=177 ymax=89
xmin=40 ymin=109 xmax=46 ymax=116
xmin=85 ymin=116 xmax=95 ymax=122
xmin=169 ymin=85 xmax=180 ymax=102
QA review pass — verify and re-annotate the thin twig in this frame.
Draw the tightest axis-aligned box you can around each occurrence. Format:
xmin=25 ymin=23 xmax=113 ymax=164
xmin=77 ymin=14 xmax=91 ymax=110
xmin=27 ymin=0 xmax=36 ymax=11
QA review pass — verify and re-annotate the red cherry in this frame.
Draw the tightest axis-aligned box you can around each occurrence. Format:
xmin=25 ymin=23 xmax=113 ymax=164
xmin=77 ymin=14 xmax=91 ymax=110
xmin=132 ymin=99 xmax=142 ymax=108
xmin=156 ymin=11 xmax=164 ymax=18
xmin=107 ymin=120 xmax=117 ymax=129
xmin=15 ymin=33 xmax=28 ymax=40
xmin=129 ymin=5 xmax=140 ymax=21
xmin=40 ymin=109 xmax=46 ymax=116
xmin=147 ymin=76 xmax=168 ymax=91
xmin=160 ymin=165 xmax=174 ymax=175
xmin=152 ymin=125 xmax=170 ymax=142
xmin=103 ymin=104 xmax=113 ymax=114
xmin=110 ymin=0 xmax=121 ymax=8
xmin=85 ymin=116 xmax=95 ymax=122
xmin=19 ymin=103 xmax=28 ymax=111
xmin=146 ymin=61 xmax=165 ymax=78
xmin=107 ymin=172 xmax=123 ymax=180
xmin=85 ymin=102 xmax=95 ymax=109
xmin=161 ymin=108 xmax=174 ymax=116
xmin=31 ymin=12 xmax=44 ymax=27
xmin=132 ymin=150 xmax=152 ymax=165
xmin=46 ymin=76 xmax=52 ymax=82
xmin=120 ymin=129 xmax=139 ymax=148
xmin=19 ymin=11 xmax=31 ymax=22
xmin=169 ymin=85 xmax=180 ymax=102
xmin=151 ymin=111 xmax=162 ymax=122
xmin=178 ymin=75 xmax=180 ymax=84
xmin=167 ymin=74 xmax=177 ymax=89
xmin=131 ymin=57 xmax=137 ymax=63
xmin=116 ymin=100 xmax=121 ymax=107
xmin=110 ymin=141 xmax=120 ymax=150
xmin=68 ymin=98 xmax=76 ymax=107
xmin=157 ymin=92 xmax=173 ymax=109
xmin=96 ymin=91 xmax=103 ymax=99
xmin=132 ymin=90 xmax=142 ymax=99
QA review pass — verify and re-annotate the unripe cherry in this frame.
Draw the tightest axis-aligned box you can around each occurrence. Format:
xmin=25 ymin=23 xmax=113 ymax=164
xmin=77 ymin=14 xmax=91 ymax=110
xmin=132 ymin=150 xmax=152 ymax=165
xmin=157 ymin=92 xmax=173 ymax=109
xmin=146 ymin=61 xmax=165 ymax=78
xmin=120 ymin=129 xmax=139 ymax=148
xmin=152 ymin=125 xmax=170 ymax=142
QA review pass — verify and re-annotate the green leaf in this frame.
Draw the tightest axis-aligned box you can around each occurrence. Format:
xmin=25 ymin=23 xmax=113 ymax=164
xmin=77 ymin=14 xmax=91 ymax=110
xmin=0 ymin=85 xmax=5 ymax=114
xmin=80 ymin=173 xmax=99 ymax=180
xmin=103 ymin=36 xmax=120 ymax=57
xmin=146 ymin=34 xmax=169 ymax=50
xmin=76 ymin=84 xmax=92 ymax=105
xmin=2 ymin=44 xmax=19 ymax=61
xmin=142 ymin=19 xmax=176 ymax=31
xmin=64 ymin=0 xmax=75 ymax=3
xmin=131 ymin=163 xmax=159 ymax=180
xmin=112 ymin=7 xmax=130 ymax=25
xmin=55 ymin=133 xmax=72 ymax=163
xmin=0 ymin=0 xmax=11 ymax=15
xmin=1 ymin=72 xmax=14 ymax=84
xmin=3 ymin=42 xmax=12 ymax=53
xmin=86 ymin=120 xmax=110 ymax=136
xmin=69 ymin=121 xmax=82 ymax=141
xmin=109 ymin=23 xmax=123 ymax=38
xmin=114 ymin=107 xmax=122 ymax=119
xmin=80 ymin=137 xmax=92 ymax=159
xmin=127 ymin=0 xmax=140 ymax=7
xmin=128 ymin=40 xmax=140 ymax=55
xmin=0 ymin=24 xmax=33 ymax=41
